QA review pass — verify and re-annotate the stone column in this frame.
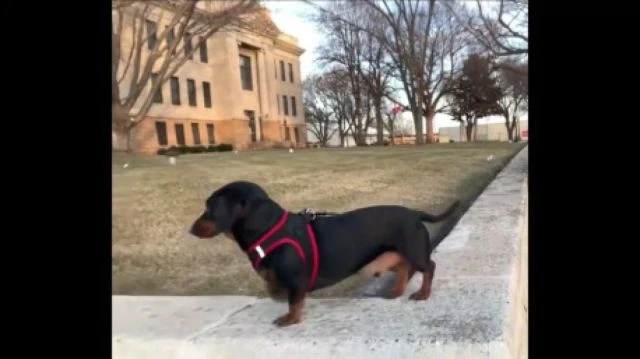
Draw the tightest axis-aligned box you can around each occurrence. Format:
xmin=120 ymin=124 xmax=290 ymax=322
xmin=224 ymin=35 xmax=244 ymax=120
xmin=256 ymin=49 xmax=269 ymax=141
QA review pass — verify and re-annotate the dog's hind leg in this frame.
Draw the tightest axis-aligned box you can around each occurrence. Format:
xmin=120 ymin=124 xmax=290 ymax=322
xmin=359 ymin=251 xmax=405 ymax=278
xmin=409 ymin=259 xmax=436 ymax=301
xmin=402 ymin=224 xmax=436 ymax=301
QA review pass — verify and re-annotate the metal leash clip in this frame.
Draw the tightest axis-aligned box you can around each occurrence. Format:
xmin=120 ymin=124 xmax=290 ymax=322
xmin=300 ymin=208 xmax=317 ymax=222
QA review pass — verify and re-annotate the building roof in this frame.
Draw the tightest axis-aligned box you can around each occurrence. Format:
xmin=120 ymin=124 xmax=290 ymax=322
xmin=242 ymin=6 xmax=281 ymax=39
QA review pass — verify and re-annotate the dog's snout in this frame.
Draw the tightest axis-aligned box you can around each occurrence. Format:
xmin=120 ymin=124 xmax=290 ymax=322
xmin=190 ymin=218 xmax=217 ymax=238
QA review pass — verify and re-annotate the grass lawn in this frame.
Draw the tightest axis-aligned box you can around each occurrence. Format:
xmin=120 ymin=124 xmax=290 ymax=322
xmin=113 ymin=142 xmax=526 ymax=297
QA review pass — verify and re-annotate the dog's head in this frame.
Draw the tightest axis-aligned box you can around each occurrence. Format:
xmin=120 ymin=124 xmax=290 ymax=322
xmin=189 ymin=181 xmax=270 ymax=239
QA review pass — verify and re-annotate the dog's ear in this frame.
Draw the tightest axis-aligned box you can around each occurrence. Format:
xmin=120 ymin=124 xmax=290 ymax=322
xmin=212 ymin=197 xmax=251 ymax=233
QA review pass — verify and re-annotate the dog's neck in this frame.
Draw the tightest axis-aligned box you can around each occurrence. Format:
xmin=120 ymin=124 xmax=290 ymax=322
xmin=231 ymin=201 xmax=286 ymax=251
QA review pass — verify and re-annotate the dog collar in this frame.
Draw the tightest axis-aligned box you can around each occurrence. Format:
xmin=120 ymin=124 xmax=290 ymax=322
xmin=245 ymin=211 xmax=319 ymax=291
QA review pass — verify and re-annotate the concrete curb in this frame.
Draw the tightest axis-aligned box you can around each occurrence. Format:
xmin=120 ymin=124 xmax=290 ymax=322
xmin=113 ymin=145 xmax=529 ymax=359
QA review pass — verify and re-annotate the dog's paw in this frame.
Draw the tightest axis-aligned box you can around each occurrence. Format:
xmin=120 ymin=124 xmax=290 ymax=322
xmin=409 ymin=290 xmax=430 ymax=301
xmin=273 ymin=313 xmax=301 ymax=327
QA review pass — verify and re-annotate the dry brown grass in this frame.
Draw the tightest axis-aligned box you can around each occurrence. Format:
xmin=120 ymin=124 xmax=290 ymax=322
xmin=113 ymin=142 xmax=525 ymax=297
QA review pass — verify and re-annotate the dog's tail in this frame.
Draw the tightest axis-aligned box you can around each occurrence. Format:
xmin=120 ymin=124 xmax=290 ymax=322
xmin=417 ymin=200 xmax=460 ymax=222
xmin=429 ymin=215 xmax=461 ymax=251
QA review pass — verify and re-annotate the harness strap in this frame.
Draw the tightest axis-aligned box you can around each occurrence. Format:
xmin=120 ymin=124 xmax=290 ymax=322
xmin=245 ymin=212 xmax=319 ymax=290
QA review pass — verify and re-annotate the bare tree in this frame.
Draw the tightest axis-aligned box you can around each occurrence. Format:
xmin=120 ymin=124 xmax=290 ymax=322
xmin=313 ymin=1 xmax=373 ymax=146
xmin=306 ymin=68 xmax=355 ymax=147
xmin=327 ymin=71 xmax=357 ymax=147
xmin=419 ymin=1 xmax=469 ymax=143
xmin=445 ymin=0 xmax=528 ymax=74
xmin=496 ymin=58 xmax=528 ymax=141
xmin=358 ymin=0 xmax=438 ymax=144
xmin=112 ymin=0 xmax=259 ymax=151
xmin=356 ymin=5 xmax=395 ymax=145
xmin=355 ymin=0 xmax=467 ymax=144
xmin=303 ymin=75 xmax=338 ymax=146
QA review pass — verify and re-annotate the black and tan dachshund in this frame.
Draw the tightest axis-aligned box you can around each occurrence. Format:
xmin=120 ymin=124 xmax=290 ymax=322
xmin=190 ymin=181 xmax=460 ymax=327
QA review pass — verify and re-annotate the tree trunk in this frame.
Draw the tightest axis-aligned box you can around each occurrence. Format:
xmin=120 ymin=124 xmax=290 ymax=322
xmin=338 ymin=119 xmax=346 ymax=147
xmin=507 ymin=119 xmax=515 ymax=141
xmin=413 ymin=99 xmax=424 ymax=145
xmin=502 ymin=111 xmax=514 ymax=141
xmin=465 ymin=120 xmax=474 ymax=142
xmin=374 ymin=97 xmax=383 ymax=145
xmin=425 ymin=107 xmax=436 ymax=144
xmin=113 ymin=103 xmax=132 ymax=152
xmin=473 ymin=117 xmax=478 ymax=141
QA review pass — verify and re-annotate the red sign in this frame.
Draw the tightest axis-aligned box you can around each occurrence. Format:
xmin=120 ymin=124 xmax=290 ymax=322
xmin=521 ymin=130 xmax=528 ymax=138
xmin=391 ymin=105 xmax=404 ymax=115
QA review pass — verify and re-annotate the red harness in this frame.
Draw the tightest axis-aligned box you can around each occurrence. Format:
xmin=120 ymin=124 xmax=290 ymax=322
xmin=245 ymin=212 xmax=320 ymax=290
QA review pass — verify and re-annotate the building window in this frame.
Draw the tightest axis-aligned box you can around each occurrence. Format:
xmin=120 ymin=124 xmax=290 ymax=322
xmin=240 ymin=55 xmax=253 ymax=91
xmin=191 ymin=123 xmax=201 ymax=145
xmin=146 ymin=20 xmax=157 ymax=50
xmin=175 ymin=124 xmax=186 ymax=145
xmin=155 ymin=121 xmax=168 ymax=145
xmin=274 ymin=59 xmax=277 ymax=79
xmin=294 ymin=127 xmax=300 ymax=144
xmin=282 ymin=95 xmax=289 ymax=116
xmin=151 ymin=73 xmax=163 ymax=103
xmin=291 ymin=96 xmax=297 ymax=116
xmin=170 ymin=77 xmax=180 ymax=105
xmin=202 ymin=81 xmax=212 ymax=108
xmin=167 ymin=27 xmax=176 ymax=54
xmin=288 ymin=63 xmax=294 ymax=83
xmin=284 ymin=121 xmax=290 ymax=141
xmin=280 ymin=60 xmax=285 ymax=81
xmin=245 ymin=110 xmax=257 ymax=142
xmin=206 ymin=124 xmax=215 ymax=144
xmin=184 ymin=32 xmax=193 ymax=60
xmin=199 ymin=36 xmax=208 ymax=63
xmin=187 ymin=79 xmax=197 ymax=106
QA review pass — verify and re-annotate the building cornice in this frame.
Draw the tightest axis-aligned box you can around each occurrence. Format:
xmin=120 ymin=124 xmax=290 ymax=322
xmin=274 ymin=38 xmax=305 ymax=56
xmin=141 ymin=2 xmax=305 ymax=57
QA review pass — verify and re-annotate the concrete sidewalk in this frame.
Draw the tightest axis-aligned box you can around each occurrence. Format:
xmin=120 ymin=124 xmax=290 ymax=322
xmin=113 ymin=146 xmax=528 ymax=359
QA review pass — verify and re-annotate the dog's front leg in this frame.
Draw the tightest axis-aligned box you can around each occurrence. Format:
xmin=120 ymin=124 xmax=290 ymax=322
xmin=273 ymin=285 xmax=306 ymax=327
xmin=270 ymin=249 xmax=308 ymax=327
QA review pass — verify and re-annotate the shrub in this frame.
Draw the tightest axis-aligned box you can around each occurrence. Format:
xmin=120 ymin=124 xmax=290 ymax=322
xmin=191 ymin=145 xmax=207 ymax=153
xmin=217 ymin=143 xmax=234 ymax=152
xmin=156 ymin=144 xmax=234 ymax=155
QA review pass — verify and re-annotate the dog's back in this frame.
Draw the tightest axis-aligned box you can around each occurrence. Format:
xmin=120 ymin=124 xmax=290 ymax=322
xmin=309 ymin=205 xmax=432 ymax=288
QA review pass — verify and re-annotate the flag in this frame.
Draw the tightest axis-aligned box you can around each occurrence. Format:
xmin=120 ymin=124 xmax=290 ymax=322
xmin=391 ymin=105 xmax=404 ymax=115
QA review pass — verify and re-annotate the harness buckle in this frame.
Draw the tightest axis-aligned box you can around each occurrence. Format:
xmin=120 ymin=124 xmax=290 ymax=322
xmin=300 ymin=208 xmax=317 ymax=222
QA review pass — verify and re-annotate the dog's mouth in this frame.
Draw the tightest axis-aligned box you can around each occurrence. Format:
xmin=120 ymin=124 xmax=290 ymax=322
xmin=190 ymin=219 xmax=218 ymax=238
